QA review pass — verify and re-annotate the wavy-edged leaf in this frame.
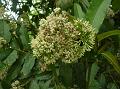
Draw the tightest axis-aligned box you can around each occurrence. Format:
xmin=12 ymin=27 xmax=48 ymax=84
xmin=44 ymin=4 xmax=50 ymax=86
xmin=0 ymin=20 xmax=11 ymax=43
xmin=21 ymin=53 xmax=35 ymax=76
xmin=3 ymin=50 xmax=18 ymax=66
xmin=101 ymin=51 xmax=120 ymax=74
xmin=74 ymin=3 xmax=85 ymax=19
xmin=86 ymin=0 xmax=112 ymax=33
xmin=97 ymin=30 xmax=120 ymax=42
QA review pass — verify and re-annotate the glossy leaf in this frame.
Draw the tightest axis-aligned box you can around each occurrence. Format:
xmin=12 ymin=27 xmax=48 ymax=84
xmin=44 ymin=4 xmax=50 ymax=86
xmin=97 ymin=30 xmax=120 ymax=42
xmin=101 ymin=51 xmax=120 ymax=74
xmin=21 ymin=53 xmax=35 ymax=76
xmin=0 ymin=48 xmax=12 ymax=61
xmin=88 ymin=63 xmax=99 ymax=87
xmin=86 ymin=0 xmax=112 ymax=33
xmin=5 ymin=55 xmax=25 ymax=82
xmin=0 ymin=20 xmax=11 ymax=43
xmin=3 ymin=50 xmax=18 ymax=66
xmin=73 ymin=3 xmax=85 ymax=19
xmin=19 ymin=25 xmax=30 ymax=49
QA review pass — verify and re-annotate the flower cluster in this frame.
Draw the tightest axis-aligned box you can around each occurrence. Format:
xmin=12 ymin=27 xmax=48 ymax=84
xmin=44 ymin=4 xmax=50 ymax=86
xmin=11 ymin=80 xmax=24 ymax=89
xmin=0 ymin=37 xmax=6 ymax=48
xmin=106 ymin=8 xmax=114 ymax=17
xmin=0 ymin=6 xmax=5 ymax=19
xmin=0 ymin=64 xmax=8 ymax=80
xmin=31 ymin=8 xmax=95 ymax=67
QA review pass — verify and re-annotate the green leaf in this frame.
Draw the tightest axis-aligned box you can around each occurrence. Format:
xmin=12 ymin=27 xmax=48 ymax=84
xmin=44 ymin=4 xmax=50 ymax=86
xmin=4 ymin=55 xmax=25 ymax=82
xmin=29 ymin=80 xmax=39 ymax=89
xmin=73 ymin=3 xmax=85 ymax=19
xmin=0 ymin=82 xmax=3 ymax=89
xmin=3 ymin=50 xmax=18 ymax=66
xmin=86 ymin=63 xmax=100 ymax=89
xmin=60 ymin=64 xmax=72 ymax=86
xmin=101 ymin=51 xmax=120 ymax=74
xmin=97 ymin=30 xmax=120 ymax=42
xmin=112 ymin=0 xmax=120 ymax=11
xmin=79 ymin=0 xmax=90 ymax=11
xmin=56 ymin=0 xmax=73 ymax=10
xmin=19 ymin=25 xmax=30 ymax=49
xmin=0 ymin=48 xmax=12 ymax=61
xmin=86 ymin=0 xmax=112 ymax=33
xmin=39 ymin=79 xmax=51 ymax=89
xmin=40 ymin=79 xmax=52 ymax=89
xmin=107 ymin=83 xmax=117 ymax=89
xmin=89 ymin=80 xmax=100 ymax=89
xmin=98 ymin=74 xmax=106 ymax=89
xmin=11 ymin=0 xmax=18 ymax=12
xmin=36 ymin=75 xmax=51 ymax=81
xmin=21 ymin=53 xmax=35 ymax=76
xmin=0 ymin=20 xmax=11 ymax=43
xmin=89 ymin=63 xmax=99 ymax=85
xmin=10 ymin=37 xmax=20 ymax=49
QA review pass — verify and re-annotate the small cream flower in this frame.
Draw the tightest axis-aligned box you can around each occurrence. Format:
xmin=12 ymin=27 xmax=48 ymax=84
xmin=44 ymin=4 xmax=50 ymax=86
xmin=0 ymin=37 xmax=6 ymax=48
xmin=11 ymin=80 xmax=24 ymax=89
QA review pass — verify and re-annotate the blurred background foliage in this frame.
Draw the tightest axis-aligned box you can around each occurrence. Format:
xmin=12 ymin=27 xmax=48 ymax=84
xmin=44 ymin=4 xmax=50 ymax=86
xmin=0 ymin=0 xmax=120 ymax=89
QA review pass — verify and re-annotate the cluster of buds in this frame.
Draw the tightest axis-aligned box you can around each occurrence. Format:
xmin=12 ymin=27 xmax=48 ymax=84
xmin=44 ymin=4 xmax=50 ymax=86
xmin=0 ymin=6 xmax=5 ymax=19
xmin=11 ymin=80 xmax=24 ymax=89
xmin=0 ymin=37 xmax=6 ymax=48
xmin=106 ymin=7 xmax=114 ymax=17
xmin=31 ymin=8 xmax=95 ymax=69
xmin=0 ymin=64 xmax=8 ymax=80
